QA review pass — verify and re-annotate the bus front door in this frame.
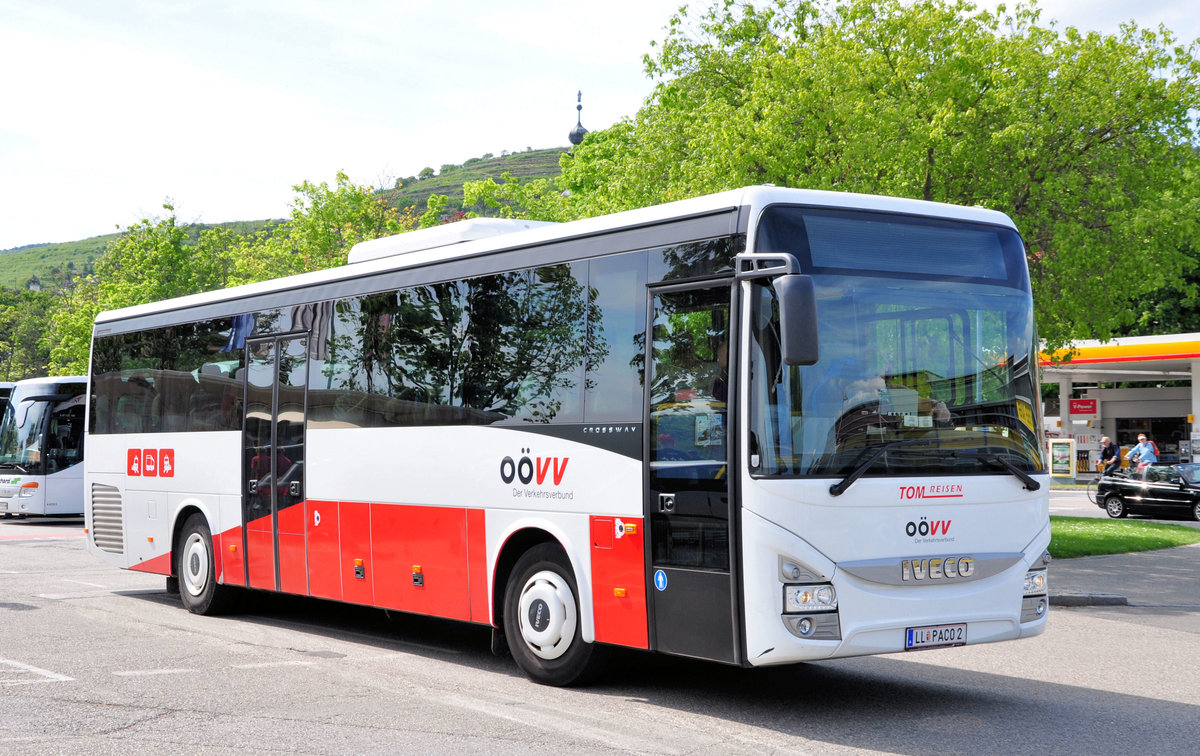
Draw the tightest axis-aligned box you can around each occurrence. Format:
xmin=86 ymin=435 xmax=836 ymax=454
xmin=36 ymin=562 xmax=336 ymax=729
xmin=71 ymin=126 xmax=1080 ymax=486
xmin=646 ymin=284 xmax=740 ymax=664
xmin=242 ymin=335 xmax=308 ymax=594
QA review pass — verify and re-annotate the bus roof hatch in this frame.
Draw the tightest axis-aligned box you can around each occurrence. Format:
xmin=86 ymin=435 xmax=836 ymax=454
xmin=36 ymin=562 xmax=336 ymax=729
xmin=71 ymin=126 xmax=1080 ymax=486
xmin=347 ymin=217 xmax=558 ymax=264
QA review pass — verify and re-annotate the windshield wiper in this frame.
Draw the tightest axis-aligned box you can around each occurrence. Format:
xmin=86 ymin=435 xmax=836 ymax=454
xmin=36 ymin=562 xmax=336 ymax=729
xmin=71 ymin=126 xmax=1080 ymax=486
xmin=829 ymin=439 xmax=938 ymax=497
xmin=952 ymin=451 xmax=1040 ymax=491
xmin=0 ymin=462 xmax=28 ymax=473
xmin=829 ymin=442 xmax=1041 ymax=496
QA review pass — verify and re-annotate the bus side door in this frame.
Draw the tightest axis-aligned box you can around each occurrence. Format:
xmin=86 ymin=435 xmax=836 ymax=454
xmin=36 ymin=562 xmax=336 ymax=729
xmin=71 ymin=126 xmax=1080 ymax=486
xmin=645 ymin=283 xmax=740 ymax=664
xmin=242 ymin=335 xmax=308 ymax=594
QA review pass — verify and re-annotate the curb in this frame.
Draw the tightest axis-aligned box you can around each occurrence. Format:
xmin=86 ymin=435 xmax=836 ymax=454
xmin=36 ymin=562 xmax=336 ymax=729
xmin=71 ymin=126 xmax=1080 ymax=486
xmin=1049 ymin=592 xmax=1128 ymax=607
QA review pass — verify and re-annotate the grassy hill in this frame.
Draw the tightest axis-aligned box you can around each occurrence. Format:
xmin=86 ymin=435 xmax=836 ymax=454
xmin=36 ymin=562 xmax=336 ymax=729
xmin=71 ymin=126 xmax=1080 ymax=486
xmin=0 ymin=147 xmax=567 ymax=291
xmin=0 ymin=234 xmax=114 ymax=290
xmin=384 ymin=147 xmax=566 ymax=212
xmin=0 ymin=220 xmax=277 ymax=290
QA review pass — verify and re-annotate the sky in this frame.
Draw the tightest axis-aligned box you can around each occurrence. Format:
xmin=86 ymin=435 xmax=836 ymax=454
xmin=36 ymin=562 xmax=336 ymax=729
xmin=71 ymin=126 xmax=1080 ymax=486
xmin=1 ymin=0 xmax=1197 ymax=252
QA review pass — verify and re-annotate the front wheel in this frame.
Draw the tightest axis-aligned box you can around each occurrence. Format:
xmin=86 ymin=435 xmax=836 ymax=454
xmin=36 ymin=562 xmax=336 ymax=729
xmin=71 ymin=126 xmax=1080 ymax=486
xmin=503 ymin=543 xmax=605 ymax=686
xmin=176 ymin=513 xmax=241 ymax=615
xmin=1104 ymin=494 xmax=1128 ymax=519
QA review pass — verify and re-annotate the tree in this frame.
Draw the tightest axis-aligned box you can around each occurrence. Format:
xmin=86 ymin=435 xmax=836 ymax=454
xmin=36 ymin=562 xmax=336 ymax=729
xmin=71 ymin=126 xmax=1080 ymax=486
xmin=231 ymin=171 xmax=410 ymax=283
xmin=43 ymin=275 xmax=99 ymax=376
xmin=544 ymin=0 xmax=1200 ymax=350
xmin=44 ymin=174 xmax=416 ymax=372
xmin=43 ymin=204 xmax=236 ymax=375
xmin=0 ymin=289 xmax=52 ymax=379
xmin=463 ymin=172 xmax=568 ymax=221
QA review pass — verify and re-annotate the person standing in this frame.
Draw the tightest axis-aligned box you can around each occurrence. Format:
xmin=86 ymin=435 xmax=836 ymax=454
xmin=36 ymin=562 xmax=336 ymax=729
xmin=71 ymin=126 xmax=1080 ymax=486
xmin=1098 ymin=436 xmax=1121 ymax=476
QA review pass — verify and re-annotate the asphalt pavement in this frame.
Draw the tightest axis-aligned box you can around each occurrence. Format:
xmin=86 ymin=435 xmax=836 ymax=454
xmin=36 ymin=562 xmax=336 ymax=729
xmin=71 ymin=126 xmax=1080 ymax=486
xmin=1050 ymin=542 xmax=1200 ymax=608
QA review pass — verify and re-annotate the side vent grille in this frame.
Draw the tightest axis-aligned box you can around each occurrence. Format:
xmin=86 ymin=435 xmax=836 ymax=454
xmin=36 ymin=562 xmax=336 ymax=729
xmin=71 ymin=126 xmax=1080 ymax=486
xmin=90 ymin=483 xmax=125 ymax=554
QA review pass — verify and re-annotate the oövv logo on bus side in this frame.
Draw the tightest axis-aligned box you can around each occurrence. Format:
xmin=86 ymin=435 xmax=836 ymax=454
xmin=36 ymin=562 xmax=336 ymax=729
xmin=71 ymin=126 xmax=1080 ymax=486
xmin=499 ymin=448 xmax=569 ymax=486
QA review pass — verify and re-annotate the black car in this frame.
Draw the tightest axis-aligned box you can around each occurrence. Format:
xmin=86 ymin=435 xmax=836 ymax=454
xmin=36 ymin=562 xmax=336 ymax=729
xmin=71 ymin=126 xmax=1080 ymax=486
xmin=1095 ymin=463 xmax=1200 ymax=521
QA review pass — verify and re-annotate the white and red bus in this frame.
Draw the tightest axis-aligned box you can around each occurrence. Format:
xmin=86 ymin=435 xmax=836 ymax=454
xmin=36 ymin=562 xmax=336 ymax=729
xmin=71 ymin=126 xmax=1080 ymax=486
xmin=85 ymin=186 xmax=1049 ymax=685
xmin=1 ymin=376 xmax=88 ymax=517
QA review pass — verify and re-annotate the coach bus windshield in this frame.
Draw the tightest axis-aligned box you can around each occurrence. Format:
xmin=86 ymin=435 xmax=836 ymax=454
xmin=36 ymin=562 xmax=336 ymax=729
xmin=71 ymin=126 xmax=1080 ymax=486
xmin=748 ymin=206 xmax=1043 ymax=480
xmin=0 ymin=383 xmax=87 ymax=475
xmin=0 ymin=394 xmax=50 ymax=473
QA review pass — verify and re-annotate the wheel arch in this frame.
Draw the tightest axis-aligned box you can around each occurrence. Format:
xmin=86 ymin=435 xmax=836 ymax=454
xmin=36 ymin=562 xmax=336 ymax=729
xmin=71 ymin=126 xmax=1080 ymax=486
xmin=169 ymin=499 xmax=215 ymax=578
xmin=492 ymin=523 xmax=593 ymax=643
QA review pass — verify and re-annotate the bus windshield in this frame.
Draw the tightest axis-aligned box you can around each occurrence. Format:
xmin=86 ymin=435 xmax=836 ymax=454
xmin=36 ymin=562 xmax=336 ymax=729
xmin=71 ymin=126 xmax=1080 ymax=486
xmin=0 ymin=382 xmax=88 ymax=475
xmin=748 ymin=206 xmax=1043 ymax=479
xmin=0 ymin=395 xmax=50 ymax=472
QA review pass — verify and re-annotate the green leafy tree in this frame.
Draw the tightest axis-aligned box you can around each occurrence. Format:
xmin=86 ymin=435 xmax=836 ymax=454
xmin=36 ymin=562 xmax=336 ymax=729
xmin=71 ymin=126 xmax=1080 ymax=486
xmin=0 ymin=289 xmax=52 ymax=379
xmin=45 ymin=174 xmax=414 ymax=372
xmin=545 ymin=0 xmax=1200 ymax=350
xmin=463 ymin=172 xmax=568 ymax=221
xmin=231 ymin=171 xmax=409 ymax=283
xmin=43 ymin=274 xmax=100 ymax=376
xmin=43 ymin=205 xmax=236 ymax=374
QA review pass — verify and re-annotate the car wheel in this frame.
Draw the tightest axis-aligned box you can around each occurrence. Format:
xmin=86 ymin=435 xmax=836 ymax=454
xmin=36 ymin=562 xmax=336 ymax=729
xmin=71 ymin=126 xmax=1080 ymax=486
xmin=177 ymin=513 xmax=241 ymax=615
xmin=503 ymin=543 xmax=605 ymax=686
xmin=1193 ymin=501 xmax=1200 ymax=522
xmin=1104 ymin=494 xmax=1128 ymax=519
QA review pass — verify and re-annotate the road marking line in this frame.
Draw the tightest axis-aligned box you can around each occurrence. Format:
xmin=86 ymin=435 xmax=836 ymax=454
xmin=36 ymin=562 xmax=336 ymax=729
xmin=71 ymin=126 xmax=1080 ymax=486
xmin=62 ymin=579 xmax=109 ymax=588
xmin=0 ymin=658 xmax=73 ymax=685
xmin=113 ymin=668 xmax=196 ymax=676
xmin=232 ymin=661 xmax=316 ymax=669
xmin=0 ymin=533 xmax=85 ymax=541
xmin=38 ymin=588 xmax=164 ymax=600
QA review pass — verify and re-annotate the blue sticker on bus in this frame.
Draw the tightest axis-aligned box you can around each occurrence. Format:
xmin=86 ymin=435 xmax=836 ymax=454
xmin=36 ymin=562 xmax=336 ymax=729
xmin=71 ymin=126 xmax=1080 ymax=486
xmin=654 ymin=569 xmax=668 ymax=591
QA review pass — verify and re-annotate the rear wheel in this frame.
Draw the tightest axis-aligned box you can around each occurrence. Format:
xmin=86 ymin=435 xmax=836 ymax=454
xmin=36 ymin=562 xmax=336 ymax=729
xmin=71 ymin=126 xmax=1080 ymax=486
xmin=1103 ymin=494 xmax=1128 ymax=519
xmin=1192 ymin=501 xmax=1200 ymax=522
xmin=503 ymin=543 xmax=605 ymax=686
xmin=176 ymin=513 xmax=241 ymax=615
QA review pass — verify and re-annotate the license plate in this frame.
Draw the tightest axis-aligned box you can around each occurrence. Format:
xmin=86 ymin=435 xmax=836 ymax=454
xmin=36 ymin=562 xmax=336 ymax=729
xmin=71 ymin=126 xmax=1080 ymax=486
xmin=905 ymin=623 xmax=967 ymax=650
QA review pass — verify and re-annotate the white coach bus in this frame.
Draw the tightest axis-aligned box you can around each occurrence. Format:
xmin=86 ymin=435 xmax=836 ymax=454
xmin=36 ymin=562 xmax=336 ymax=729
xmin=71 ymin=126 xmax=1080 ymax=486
xmin=1 ymin=376 xmax=88 ymax=517
xmin=84 ymin=186 xmax=1049 ymax=685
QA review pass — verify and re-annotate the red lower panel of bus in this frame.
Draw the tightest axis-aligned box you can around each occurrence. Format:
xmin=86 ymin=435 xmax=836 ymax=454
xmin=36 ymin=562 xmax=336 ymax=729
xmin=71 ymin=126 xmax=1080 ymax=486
xmin=590 ymin=516 xmax=649 ymax=649
xmin=208 ymin=504 xmax=647 ymax=650
xmin=130 ymin=550 xmax=172 ymax=576
xmin=218 ymin=526 xmax=244 ymax=585
xmin=221 ymin=501 xmax=490 ymax=624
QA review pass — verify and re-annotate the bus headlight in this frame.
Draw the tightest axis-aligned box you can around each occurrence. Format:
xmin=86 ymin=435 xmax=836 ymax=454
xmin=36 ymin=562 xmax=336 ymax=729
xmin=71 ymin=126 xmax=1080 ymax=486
xmin=1023 ymin=569 xmax=1048 ymax=596
xmin=784 ymin=583 xmax=837 ymax=613
xmin=18 ymin=482 xmax=39 ymax=498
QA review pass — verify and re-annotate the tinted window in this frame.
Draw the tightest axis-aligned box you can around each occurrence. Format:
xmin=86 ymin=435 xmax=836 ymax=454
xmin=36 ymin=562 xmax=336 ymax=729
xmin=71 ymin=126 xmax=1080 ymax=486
xmin=757 ymin=206 xmax=1024 ymax=285
xmin=311 ymin=263 xmax=590 ymax=428
xmin=648 ymin=236 xmax=742 ymax=283
xmin=585 ymin=252 xmax=647 ymax=422
xmin=90 ymin=320 xmax=243 ymax=434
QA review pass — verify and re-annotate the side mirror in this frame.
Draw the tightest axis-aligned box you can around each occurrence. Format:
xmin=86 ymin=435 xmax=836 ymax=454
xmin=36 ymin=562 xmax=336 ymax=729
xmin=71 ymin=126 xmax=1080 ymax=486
xmin=772 ymin=274 xmax=819 ymax=366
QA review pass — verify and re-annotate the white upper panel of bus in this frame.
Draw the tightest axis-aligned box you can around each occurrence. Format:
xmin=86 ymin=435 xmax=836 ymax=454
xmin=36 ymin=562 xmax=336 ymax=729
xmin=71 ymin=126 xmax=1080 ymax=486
xmin=93 ymin=185 xmax=1017 ymax=325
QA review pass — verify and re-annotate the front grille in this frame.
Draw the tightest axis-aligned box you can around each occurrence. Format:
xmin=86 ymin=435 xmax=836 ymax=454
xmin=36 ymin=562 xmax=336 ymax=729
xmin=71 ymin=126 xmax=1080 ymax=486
xmin=90 ymin=483 xmax=125 ymax=554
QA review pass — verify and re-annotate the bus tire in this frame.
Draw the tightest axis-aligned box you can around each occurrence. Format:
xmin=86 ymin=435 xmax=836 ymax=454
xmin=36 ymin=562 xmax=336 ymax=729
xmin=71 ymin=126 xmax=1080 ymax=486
xmin=503 ymin=543 xmax=605 ymax=686
xmin=177 ymin=513 xmax=240 ymax=615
